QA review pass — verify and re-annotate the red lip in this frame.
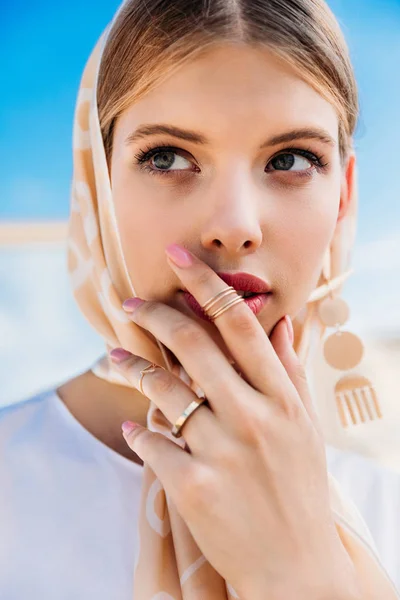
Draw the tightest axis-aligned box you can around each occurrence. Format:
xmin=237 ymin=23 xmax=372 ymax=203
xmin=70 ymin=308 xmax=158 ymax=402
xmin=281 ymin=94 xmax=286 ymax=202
xmin=216 ymin=272 xmax=271 ymax=294
xmin=182 ymin=290 xmax=272 ymax=321
xmin=179 ymin=270 xmax=272 ymax=321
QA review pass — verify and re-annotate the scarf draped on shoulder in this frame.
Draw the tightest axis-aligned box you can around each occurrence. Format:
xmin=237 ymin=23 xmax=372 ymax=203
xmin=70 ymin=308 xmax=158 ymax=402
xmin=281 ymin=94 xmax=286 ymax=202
xmin=67 ymin=5 xmax=400 ymax=598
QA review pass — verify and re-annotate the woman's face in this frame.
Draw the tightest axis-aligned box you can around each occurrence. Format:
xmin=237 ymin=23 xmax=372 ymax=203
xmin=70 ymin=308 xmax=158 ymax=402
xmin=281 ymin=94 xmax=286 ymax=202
xmin=110 ymin=43 xmax=354 ymax=356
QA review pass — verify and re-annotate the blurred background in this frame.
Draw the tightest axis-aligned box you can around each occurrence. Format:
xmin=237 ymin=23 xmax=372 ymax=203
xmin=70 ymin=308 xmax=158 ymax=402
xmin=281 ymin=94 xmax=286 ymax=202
xmin=1 ymin=0 xmax=400 ymax=406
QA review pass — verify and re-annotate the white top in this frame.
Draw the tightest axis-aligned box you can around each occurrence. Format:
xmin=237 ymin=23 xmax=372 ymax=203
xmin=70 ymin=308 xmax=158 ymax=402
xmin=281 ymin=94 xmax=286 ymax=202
xmin=0 ymin=388 xmax=144 ymax=600
xmin=0 ymin=388 xmax=399 ymax=599
xmin=325 ymin=443 xmax=400 ymax=587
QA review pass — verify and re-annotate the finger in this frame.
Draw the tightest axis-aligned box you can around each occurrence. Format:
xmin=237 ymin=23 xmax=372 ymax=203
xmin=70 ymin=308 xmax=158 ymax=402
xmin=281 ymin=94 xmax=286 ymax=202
xmin=122 ymin=421 xmax=194 ymax=505
xmin=269 ymin=316 xmax=322 ymax=431
xmin=110 ymin=349 xmax=222 ymax=454
xmin=164 ymin=244 xmax=292 ymax=398
xmin=122 ymin=299 xmax=248 ymax=424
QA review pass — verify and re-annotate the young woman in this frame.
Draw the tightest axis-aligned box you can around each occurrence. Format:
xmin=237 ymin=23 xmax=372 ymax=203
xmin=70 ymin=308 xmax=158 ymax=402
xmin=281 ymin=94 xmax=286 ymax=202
xmin=1 ymin=0 xmax=399 ymax=598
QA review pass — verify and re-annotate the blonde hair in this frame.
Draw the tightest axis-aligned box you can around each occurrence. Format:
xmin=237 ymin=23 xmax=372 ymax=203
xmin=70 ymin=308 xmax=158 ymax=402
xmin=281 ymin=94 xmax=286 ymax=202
xmin=97 ymin=0 xmax=358 ymax=164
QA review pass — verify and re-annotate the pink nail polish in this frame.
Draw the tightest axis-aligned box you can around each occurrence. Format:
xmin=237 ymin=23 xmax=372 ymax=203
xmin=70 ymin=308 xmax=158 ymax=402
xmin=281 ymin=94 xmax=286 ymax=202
xmin=122 ymin=297 xmax=145 ymax=312
xmin=121 ymin=421 xmax=140 ymax=435
xmin=165 ymin=244 xmax=193 ymax=267
xmin=110 ymin=348 xmax=132 ymax=363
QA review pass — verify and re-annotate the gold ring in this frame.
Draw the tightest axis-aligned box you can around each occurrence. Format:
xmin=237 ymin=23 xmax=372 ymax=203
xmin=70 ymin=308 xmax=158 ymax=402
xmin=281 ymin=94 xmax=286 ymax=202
xmin=139 ymin=363 xmax=165 ymax=396
xmin=171 ymin=396 xmax=209 ymax=438
xmin=201 ymin=286 xmax=244 ymax=321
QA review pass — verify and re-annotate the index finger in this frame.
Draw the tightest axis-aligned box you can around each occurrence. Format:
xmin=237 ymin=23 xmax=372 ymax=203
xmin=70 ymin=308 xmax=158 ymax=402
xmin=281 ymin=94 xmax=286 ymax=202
xmin=165 ymin=245 xmax=290 ymax=398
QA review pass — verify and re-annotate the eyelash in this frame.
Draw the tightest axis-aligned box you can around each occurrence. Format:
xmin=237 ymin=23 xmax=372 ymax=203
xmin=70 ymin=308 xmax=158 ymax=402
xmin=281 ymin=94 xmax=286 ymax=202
xmin=133 ymin=141 xmax=329 ymax=179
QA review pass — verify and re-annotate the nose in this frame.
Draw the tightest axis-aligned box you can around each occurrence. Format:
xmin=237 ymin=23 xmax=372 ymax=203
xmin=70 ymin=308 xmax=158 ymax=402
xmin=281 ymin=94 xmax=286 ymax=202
xmin=200 ymin=176 xmax=263 ymax=257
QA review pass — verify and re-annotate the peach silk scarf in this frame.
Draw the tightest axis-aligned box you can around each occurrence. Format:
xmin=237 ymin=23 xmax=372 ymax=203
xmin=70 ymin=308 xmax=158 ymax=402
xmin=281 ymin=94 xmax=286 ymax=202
xmin=67 ymin=6 xmax=400 ymax=599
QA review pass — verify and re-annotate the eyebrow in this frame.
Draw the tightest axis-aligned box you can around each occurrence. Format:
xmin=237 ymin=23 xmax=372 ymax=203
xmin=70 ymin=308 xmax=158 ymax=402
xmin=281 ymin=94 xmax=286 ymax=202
xmin=124 ymin=124 xmax=336 ymax=149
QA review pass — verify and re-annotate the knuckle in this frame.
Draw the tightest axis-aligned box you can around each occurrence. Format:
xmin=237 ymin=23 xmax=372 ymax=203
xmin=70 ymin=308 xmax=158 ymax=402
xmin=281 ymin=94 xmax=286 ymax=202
xmin=180 ymin=464 xmax=215 ymax=504
xmin=276 ymin=388 xmax=306 ymax=423
xmin=230 ymin=308 xmax=259 ymax=336
xmin=236 ymin=403 xmax=271 ymax=445
xmin=281 ymin=399 xmax=304 ymax=422
xmin=140 ymin=301 xmax=159 ymax=317
xmin=117 ymin=355 xmax=141 ymax=377
xmin=151 ymin=368 xmax=178 ymax=395
xmin=196 ymin=269 xmax=214 ymax=287
xmin=172 ymin=320 xmax=205 ymax=346
xmin=128 ymin=427 xmax=150 ymax=453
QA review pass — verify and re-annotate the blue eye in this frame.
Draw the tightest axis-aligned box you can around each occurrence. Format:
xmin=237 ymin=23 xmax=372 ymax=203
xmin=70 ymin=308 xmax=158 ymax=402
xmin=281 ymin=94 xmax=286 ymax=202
xmin=133 ymin=143 xmax=328 ymax=178
xmin=133 ymin=144 xmax=198 ymax=177
xmin=266 ymin=148 xmax=328 ymax=173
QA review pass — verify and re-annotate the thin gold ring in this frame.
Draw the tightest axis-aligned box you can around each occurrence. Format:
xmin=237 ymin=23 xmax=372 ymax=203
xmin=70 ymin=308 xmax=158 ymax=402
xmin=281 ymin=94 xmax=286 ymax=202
xmin=139 ymin=363 xmax=165 ymax=396
xmin=141 ymin=287 xmax=243 ymax=438
xmin=201 ymin=286 xmax=244 ymax=320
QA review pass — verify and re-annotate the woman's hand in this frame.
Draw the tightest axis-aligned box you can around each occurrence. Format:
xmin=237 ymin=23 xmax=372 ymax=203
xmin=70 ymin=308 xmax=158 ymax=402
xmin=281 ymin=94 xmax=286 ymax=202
xmin=109 ymin=244 xmax=361 ymax=600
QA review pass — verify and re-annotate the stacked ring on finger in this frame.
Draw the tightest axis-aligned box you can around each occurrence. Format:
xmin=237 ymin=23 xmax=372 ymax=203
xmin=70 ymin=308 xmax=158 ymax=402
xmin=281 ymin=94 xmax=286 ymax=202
xmin=202 ymin=285 xmax=244 ymax=320
xmin=139 ymin=285 xmax=244 ymax=439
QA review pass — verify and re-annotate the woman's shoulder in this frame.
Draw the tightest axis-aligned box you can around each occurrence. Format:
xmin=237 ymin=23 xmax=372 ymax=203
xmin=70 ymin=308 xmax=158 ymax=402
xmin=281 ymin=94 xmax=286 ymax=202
xmin=0 ymin=388 xmax=58 ymax=445
xmin=0 ymin=383 xmax=146 ymax=474
xmin=0 ymin=387 xmax=57 ymax=422
xmin=1 ymin=387 xmax=55 ymax=408
xmin=0 ymin=388 xmax=56 ymax=414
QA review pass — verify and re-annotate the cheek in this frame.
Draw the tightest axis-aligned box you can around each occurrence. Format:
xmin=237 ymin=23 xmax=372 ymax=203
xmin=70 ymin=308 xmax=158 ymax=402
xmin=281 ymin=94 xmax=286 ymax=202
xmin=290 ymin=209 xmax=334 ymax=262
xmin=275 ymin=188 xmax=340 ymax=294
xmin=111 ymin=175 xmax=182 ymax=298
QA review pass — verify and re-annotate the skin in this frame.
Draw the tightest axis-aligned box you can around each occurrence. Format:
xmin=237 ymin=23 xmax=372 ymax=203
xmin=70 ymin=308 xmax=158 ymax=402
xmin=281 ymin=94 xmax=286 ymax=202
xmin=58 ymin=43 xmax=354 ymax=465
xmin=56 ymin=44 xmax=370 ymax=596
xmin=112 ymin=252 xmax=364 ymax=599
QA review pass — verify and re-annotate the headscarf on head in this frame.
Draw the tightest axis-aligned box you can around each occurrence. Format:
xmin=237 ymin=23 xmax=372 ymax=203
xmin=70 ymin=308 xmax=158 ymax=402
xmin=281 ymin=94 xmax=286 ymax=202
xmin=67 ymin=3 xmax=400 ymax=598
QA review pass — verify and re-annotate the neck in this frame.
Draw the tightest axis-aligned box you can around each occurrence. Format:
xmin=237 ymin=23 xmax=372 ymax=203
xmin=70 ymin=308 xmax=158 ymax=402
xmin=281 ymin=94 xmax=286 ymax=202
xmin=56 ymin=369 xmax=150 ymax=466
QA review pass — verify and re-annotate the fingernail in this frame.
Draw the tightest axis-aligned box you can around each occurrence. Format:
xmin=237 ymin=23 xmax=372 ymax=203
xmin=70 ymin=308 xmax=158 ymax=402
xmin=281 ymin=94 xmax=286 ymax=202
xmin=122 ymin=297 xmax=145 ymax=312
xmin=165 ymin=244 xmax=193 ymax=268
xmin=110 ymin=348 xmax=132 ymax=363
xmin=285 ymin=315 xmax=294 ymax=346
xmin=121 ymin=420 xmax=141 ymax=435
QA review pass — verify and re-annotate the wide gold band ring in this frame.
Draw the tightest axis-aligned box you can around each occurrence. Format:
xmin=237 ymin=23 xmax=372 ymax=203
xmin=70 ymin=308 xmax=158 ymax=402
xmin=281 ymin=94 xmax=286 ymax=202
xmin=171 ymin=396 xmax=209 ymax=438
xmin=138 ymin=363 xmax=210 ymax=439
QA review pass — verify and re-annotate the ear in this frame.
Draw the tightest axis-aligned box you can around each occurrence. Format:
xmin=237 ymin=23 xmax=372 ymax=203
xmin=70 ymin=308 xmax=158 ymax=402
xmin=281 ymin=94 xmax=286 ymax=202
xmin=337 ymin=152 xmax=356 ymax=223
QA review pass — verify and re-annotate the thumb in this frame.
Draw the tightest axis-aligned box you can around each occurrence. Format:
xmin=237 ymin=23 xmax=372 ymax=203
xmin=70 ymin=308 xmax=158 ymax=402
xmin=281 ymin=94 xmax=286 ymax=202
xmin=269 ymin=316 xmax=321 ymax=431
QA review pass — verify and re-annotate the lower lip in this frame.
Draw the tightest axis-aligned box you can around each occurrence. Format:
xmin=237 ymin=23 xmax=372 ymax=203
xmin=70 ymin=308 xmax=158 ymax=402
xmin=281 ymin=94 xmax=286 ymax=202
xmin=182 ymin=291 xmax=272 ymax=321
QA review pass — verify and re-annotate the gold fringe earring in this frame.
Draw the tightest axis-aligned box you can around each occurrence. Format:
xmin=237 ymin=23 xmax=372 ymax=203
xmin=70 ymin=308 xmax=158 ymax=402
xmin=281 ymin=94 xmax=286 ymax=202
xmin=317 ymin=278 xmax=383 ymax=428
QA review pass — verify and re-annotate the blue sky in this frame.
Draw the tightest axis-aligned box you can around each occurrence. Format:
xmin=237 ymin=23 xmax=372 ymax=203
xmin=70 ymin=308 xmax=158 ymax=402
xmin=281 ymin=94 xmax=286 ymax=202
xmin=1 ymin=1 xmax=400 ymax=403
xmin=1 ymin=0 xmax=400 ymax=245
